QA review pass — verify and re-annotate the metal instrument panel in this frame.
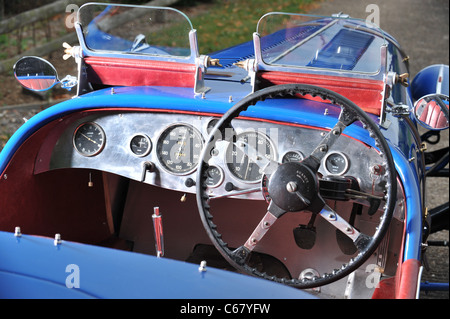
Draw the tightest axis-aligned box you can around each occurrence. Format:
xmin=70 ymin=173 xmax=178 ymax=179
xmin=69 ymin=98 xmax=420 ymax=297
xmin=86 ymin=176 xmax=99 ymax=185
xmin=49 ymin=111 xmax=385 ymax=199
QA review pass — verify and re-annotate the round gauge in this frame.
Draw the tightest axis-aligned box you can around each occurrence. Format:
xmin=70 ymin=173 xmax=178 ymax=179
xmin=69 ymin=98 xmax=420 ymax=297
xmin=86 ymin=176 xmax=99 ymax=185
xmin=225 ymin=131 xmax=276 ymax=182
xmin=205 ymin=165 xmax=224 ymax=187
xmin=323 ymin=151 xmax=349 ymax=175
xmin=73 ymin=122 xmax=105 ymax=157
xmin=130 ymin=134 xmax=152 ymax=157
xmin=282 ymin=150 xmax=304 ymax=163
xmin=157 ymin=124 xmax=204 ymax=175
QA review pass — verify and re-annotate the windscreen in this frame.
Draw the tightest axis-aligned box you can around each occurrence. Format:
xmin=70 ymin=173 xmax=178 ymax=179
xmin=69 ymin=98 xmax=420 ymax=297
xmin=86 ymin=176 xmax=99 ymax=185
xmin=256 ymin=13 xmax=387 ymax=75
xmin=78 ymin=3 xmax=193 ymax=58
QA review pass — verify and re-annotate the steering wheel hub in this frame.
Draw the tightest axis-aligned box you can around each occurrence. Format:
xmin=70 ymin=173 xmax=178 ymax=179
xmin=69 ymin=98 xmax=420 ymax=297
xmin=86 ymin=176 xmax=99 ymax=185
xmin=268 ymin=162 xmax=317 ymax=212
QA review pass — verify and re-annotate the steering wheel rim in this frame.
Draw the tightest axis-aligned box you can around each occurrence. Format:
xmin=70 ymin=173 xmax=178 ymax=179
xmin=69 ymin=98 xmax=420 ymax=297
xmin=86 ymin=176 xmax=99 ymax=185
xmin=196 ymin=83 xmax=397 ymax=288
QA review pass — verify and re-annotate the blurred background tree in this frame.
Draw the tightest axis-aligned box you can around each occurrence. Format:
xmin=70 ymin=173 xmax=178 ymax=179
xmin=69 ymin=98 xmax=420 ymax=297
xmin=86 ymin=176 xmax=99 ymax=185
xmin=1 ymin=0 xmax=56 ymax=17
xmin=0 ymin=0 xmax=215 ymax=19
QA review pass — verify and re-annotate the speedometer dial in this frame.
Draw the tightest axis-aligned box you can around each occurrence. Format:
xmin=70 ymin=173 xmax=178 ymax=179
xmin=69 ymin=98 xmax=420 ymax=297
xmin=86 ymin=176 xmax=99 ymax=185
xmin=225 ymin=131 xmax=276 ymax=183
xmin=156 ymin=124 xmax=203 ymax=175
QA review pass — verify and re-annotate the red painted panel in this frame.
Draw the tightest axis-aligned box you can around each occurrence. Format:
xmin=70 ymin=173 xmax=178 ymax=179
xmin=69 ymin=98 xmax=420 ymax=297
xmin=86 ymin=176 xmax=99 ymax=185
xmin=258 ymin=71 xmax=385 ymax=116
xmin=84 ymin=56 xmax=197 ymax=88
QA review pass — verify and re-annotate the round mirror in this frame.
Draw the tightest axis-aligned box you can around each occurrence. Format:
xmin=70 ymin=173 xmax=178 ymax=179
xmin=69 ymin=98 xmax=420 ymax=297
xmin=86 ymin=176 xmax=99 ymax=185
xmin=414 ymin=94 xmax=449 ymax=130
xmin=14 ymin=56 xmax=58 ymax=91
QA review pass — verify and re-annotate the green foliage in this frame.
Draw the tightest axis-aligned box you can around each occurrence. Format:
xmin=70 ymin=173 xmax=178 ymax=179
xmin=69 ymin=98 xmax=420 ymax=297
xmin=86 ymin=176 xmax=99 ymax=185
xmin=190 ymin=0 xmax=317 ymax=53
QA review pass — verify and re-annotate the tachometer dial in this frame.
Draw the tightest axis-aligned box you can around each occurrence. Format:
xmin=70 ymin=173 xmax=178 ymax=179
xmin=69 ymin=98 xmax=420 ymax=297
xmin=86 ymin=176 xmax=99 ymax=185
xmin=323 ymin=151 xmax=349 ymax=175
xmin=73 ymin=122 xmax=105 ymax=157
xmin=225 ymin=131 xmax=276 ymax=182
xmin=157 ymin=124 xmax=203 ymax=175
xmin=130 ymin=134 xmax=152 ymax=157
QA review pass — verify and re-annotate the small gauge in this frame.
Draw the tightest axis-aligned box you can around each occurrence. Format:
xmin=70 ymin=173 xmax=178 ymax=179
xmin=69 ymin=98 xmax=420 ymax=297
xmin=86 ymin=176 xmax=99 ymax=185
xmin=282 ymin=150 xmax=304 ymax=163
xmin=73 ymin=122 xmax=105 ymax=157
xmin=205 ymin=165 xmax=224 ymax=187
xmin=130 ymin=134 xmax=152 ymax=157
xmin=323 ymin=151 xmax=349 ymax=175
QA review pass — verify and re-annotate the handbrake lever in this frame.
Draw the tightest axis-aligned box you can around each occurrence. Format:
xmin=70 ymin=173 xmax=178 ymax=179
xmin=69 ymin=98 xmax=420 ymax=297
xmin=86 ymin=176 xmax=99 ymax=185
xmin=152 ymin=207 xmax=164 ymax=257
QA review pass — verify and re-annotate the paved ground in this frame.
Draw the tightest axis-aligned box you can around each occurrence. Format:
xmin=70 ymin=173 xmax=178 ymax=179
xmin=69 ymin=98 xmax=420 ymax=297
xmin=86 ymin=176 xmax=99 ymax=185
xmin=309 ymin=0 xmax=449 ymax=78
xmin=310 ymin=0 xmax=449 ymax=299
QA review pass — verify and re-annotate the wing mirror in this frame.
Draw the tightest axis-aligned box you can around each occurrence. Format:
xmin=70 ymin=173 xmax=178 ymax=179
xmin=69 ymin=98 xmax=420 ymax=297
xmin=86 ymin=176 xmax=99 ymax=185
xmin=414 ymin=94 xmax=449 ymax=130
xmin=14 ymin=56 xmax=77 ymax=92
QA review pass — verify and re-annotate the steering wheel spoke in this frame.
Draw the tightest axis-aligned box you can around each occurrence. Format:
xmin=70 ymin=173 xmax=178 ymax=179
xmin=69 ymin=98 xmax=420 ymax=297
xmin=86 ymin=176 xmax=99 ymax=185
xmin=319 ymin=205 xmax=373 ymax=252
xmin=230 ymin=202 xmax=285 ymax=265
xmin=319 ymin=205 xmax=360 ymax=242
xmin=309 ymin=118 xmax=350 ymax=166
xmin=244 ymin=201 xmax=285 ymax=250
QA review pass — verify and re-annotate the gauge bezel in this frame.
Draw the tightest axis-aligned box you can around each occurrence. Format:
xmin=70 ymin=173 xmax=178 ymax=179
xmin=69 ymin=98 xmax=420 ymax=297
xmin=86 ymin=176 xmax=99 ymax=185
xmin=322 ymin=151 xmax=349 ymax=176
xmin=281 ymin=150 xmax=305 ymax=163
xmin=72 ymin=122 xmax=106 ymax=157
xmin=129 ymin=133 xmax=152 ymax=157
xmin=156 ymin=123 xmax=204 ymax=176
xmin=205 ymin=165 xmax=225 ymax=188
xmin=225 ymin=130 xmax=277 ymax=183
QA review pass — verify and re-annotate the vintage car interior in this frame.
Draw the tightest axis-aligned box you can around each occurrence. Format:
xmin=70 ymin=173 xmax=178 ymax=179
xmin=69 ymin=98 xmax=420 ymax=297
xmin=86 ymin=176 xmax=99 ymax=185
xmin=2 ymin=3 xmax=448 ymax=299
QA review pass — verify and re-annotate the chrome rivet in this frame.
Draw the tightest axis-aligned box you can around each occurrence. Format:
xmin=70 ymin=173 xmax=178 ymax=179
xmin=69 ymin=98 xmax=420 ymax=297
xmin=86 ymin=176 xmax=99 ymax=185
xmin=54 ymin=233 xmax=62 ymax=246
xmin=198 ymin=260 xmax=207 ymax=272
xmin=286 ymin=181 xmax=298 ymax=193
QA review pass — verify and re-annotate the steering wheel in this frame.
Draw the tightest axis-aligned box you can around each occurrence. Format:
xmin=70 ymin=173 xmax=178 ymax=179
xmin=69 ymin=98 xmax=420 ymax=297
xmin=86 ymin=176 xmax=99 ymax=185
xmin=196 ymin=83 xmax=396 ymax=288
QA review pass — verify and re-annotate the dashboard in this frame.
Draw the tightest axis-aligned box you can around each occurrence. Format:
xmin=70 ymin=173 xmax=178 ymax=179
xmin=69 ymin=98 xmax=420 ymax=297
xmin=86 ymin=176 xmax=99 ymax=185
xmin=47 ymin=110 xmax=386 ymax=200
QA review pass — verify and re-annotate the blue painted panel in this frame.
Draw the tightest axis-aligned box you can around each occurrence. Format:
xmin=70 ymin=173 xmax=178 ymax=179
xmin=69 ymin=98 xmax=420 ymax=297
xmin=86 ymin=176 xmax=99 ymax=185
xmin=0 ymin=231 xmax=315 ymax=299
xmin=0 ymin=85 xmax=378 ymax=175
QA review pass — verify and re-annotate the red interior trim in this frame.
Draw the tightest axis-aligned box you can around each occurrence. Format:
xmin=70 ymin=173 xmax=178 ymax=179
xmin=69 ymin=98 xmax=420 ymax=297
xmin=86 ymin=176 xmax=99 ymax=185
xmin=397 ymin=259 xmax=421 ymax=299
xmin=0 ymin=122 xmax=111 ymax=244
xmin=84 ymin=56 xmax=197 ymax=88
xmin=258 ymin=71 xmax=385 ymax=116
